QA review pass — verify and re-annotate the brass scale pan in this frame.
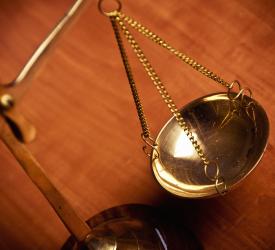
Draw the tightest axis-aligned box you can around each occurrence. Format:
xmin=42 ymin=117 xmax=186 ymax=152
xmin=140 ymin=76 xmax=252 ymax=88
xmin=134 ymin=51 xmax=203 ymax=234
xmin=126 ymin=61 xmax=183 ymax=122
xmin=0 ymin=0 xmax=269 ymax=248
xmin=151 ymin=93 xmax=269 ymax=198
xmin=100 ymin=0 xmax=270 ymax=199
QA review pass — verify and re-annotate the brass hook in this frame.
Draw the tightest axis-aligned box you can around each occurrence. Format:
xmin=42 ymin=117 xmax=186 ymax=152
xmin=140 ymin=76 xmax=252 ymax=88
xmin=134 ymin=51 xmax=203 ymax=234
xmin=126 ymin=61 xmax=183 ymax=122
xmin=98 ymin=0 xmax=122 ymax=16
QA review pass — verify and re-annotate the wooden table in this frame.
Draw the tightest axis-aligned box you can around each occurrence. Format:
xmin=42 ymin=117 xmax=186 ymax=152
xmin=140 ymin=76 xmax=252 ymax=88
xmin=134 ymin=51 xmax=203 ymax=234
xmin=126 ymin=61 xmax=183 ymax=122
xmin=0 ymin=0 xmax=274 ymax=249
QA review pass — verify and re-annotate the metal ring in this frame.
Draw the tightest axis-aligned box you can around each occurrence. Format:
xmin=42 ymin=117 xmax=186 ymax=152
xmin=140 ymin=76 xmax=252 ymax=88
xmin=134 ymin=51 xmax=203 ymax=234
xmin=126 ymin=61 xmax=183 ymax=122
xmin=204 ymin=161 xmax=220 ymax=182
xmin=241 ymin=87 xmax=252 ymax=99
xmin=98 ymin=0 xmax=122 ymax=16
xmin=240 ymin=87 xmax=253 ymax=106
xmin=142 ymin=144 xmax=160 ymax=160
xmin=228 ymin=80 xmax=241 ymax=90
xmin=152 ymin=146 xmax=160 ymax=160
xmin=142 ymin=145 xmax=151 ymax=157
xmin=215 ymin=176 xmax=227 ymax=195
xmin=227 ymin=80 xmax=242 ymax=101
xmin=141 ymin=134 xmax=157 ymax=148
xmin=141 ymin=134 xmax=160 ymax=159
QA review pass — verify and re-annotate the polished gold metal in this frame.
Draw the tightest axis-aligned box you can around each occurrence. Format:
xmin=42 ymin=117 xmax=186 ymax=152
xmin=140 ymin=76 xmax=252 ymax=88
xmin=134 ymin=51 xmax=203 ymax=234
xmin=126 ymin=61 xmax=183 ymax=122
xmin=1 ymin=1 xmax=197 ymax=247
xmin=152 ymin=93 xmax=268 ymax=198
xmin=114 ymin=17 xmax=211 ymax=168
xmin=110 ymin=11 xmax=224 ymax=193
xmin=63 ymin=204 xmax=201 ymax=249
xmin=0 ymin=94 xmax=14 ymax=110
xmin=1 ymin=1 xmax=201 ymax=248
xmin=102 ymin=2 xmax=270 ymax=198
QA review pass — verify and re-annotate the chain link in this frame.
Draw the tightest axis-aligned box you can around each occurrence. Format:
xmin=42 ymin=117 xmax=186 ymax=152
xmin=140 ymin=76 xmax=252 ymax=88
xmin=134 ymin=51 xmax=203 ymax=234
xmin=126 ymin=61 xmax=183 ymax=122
xmin=115 ymin=14 xmax=210 ymax=167
xmin=117 ymin=12 xmax=231 ymax=89
xmin=110 ymin=16 xmax=151 ymax=138
xmin=108 ymin=10 xmax=227 ymax=194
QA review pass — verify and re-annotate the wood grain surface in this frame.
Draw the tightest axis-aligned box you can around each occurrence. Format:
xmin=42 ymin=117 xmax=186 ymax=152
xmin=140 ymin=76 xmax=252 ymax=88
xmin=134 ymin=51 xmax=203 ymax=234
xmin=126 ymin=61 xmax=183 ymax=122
xmin=0 ymin=0 xmax=275 ymax=249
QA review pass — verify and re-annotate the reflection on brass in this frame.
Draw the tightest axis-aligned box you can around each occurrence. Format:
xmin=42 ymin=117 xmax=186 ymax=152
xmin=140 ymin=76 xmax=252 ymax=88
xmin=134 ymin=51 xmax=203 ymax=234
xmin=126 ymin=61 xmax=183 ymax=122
xmin=102 ymin=0 xmax=269 ymax=197
xmin=0 ymin=94 xmax=14 ymax=109
xmin=62 ymin=204 xmax=201 ymax=250
xmin=152 ymin=93 xmax=269 ymax=198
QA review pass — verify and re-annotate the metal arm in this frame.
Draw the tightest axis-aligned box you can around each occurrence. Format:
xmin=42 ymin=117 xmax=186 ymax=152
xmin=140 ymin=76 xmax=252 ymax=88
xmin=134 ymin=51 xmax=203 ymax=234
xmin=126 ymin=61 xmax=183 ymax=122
xmin=1 ymin=0 xmax=89 ymax=102
xmin=0 ymin=0 xmax=94 ymax=243
xmin=0 ymin=0 xmax=91 ymax=143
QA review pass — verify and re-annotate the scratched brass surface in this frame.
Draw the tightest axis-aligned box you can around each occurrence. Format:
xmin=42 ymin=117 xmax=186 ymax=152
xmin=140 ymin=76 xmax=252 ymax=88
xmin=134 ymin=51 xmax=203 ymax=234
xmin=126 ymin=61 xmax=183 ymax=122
xmin=152 ymin=93 xmax=269 ymax=198
xmin=0 ymin=1 xmax=275 ymax=249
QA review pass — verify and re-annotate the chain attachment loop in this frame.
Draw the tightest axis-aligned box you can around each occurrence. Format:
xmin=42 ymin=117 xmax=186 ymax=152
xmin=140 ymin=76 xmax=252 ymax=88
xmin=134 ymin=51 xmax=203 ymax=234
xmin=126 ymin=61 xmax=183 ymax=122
xmin=98 ymin=0 xmax=122 ymax=16
xmin=102 ymin=7 xmax=251 ymax=195
xmin=142 ymin=134 xmax=159 ymax=160
xmin=227 ymin=80 xmax=253 ymax=104
xmin=204 ymin=161 xmax=220 ymax=182
xmin=215 ymin=176 xmax=228 ymax=195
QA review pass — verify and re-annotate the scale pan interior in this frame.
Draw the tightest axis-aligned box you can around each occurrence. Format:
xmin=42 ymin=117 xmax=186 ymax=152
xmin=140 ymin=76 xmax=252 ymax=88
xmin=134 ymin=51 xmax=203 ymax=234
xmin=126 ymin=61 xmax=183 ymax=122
xmin=152 ymin=93 xmax=269 ymax=198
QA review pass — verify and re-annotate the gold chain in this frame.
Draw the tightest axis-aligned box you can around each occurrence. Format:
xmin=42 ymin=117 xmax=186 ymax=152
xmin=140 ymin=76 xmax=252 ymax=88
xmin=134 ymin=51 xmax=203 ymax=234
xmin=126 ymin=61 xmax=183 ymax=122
xmin=110 ymin=16 xmax=151 ymax=138
xmin=117 ymin=12 xmax=231 ymax=89
xmin=114 ymin=14 xmax=210 ymax=167
xmin=108 ymin=10 xmax=227 ymax=194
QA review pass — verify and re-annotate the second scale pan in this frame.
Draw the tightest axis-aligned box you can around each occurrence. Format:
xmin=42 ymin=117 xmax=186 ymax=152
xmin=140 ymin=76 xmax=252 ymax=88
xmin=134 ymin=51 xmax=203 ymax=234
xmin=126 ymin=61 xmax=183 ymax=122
xmin=62 ymin=204 xmax=201 ymax=250
xmin=151 ymin=93 xmax=269 ymax=198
